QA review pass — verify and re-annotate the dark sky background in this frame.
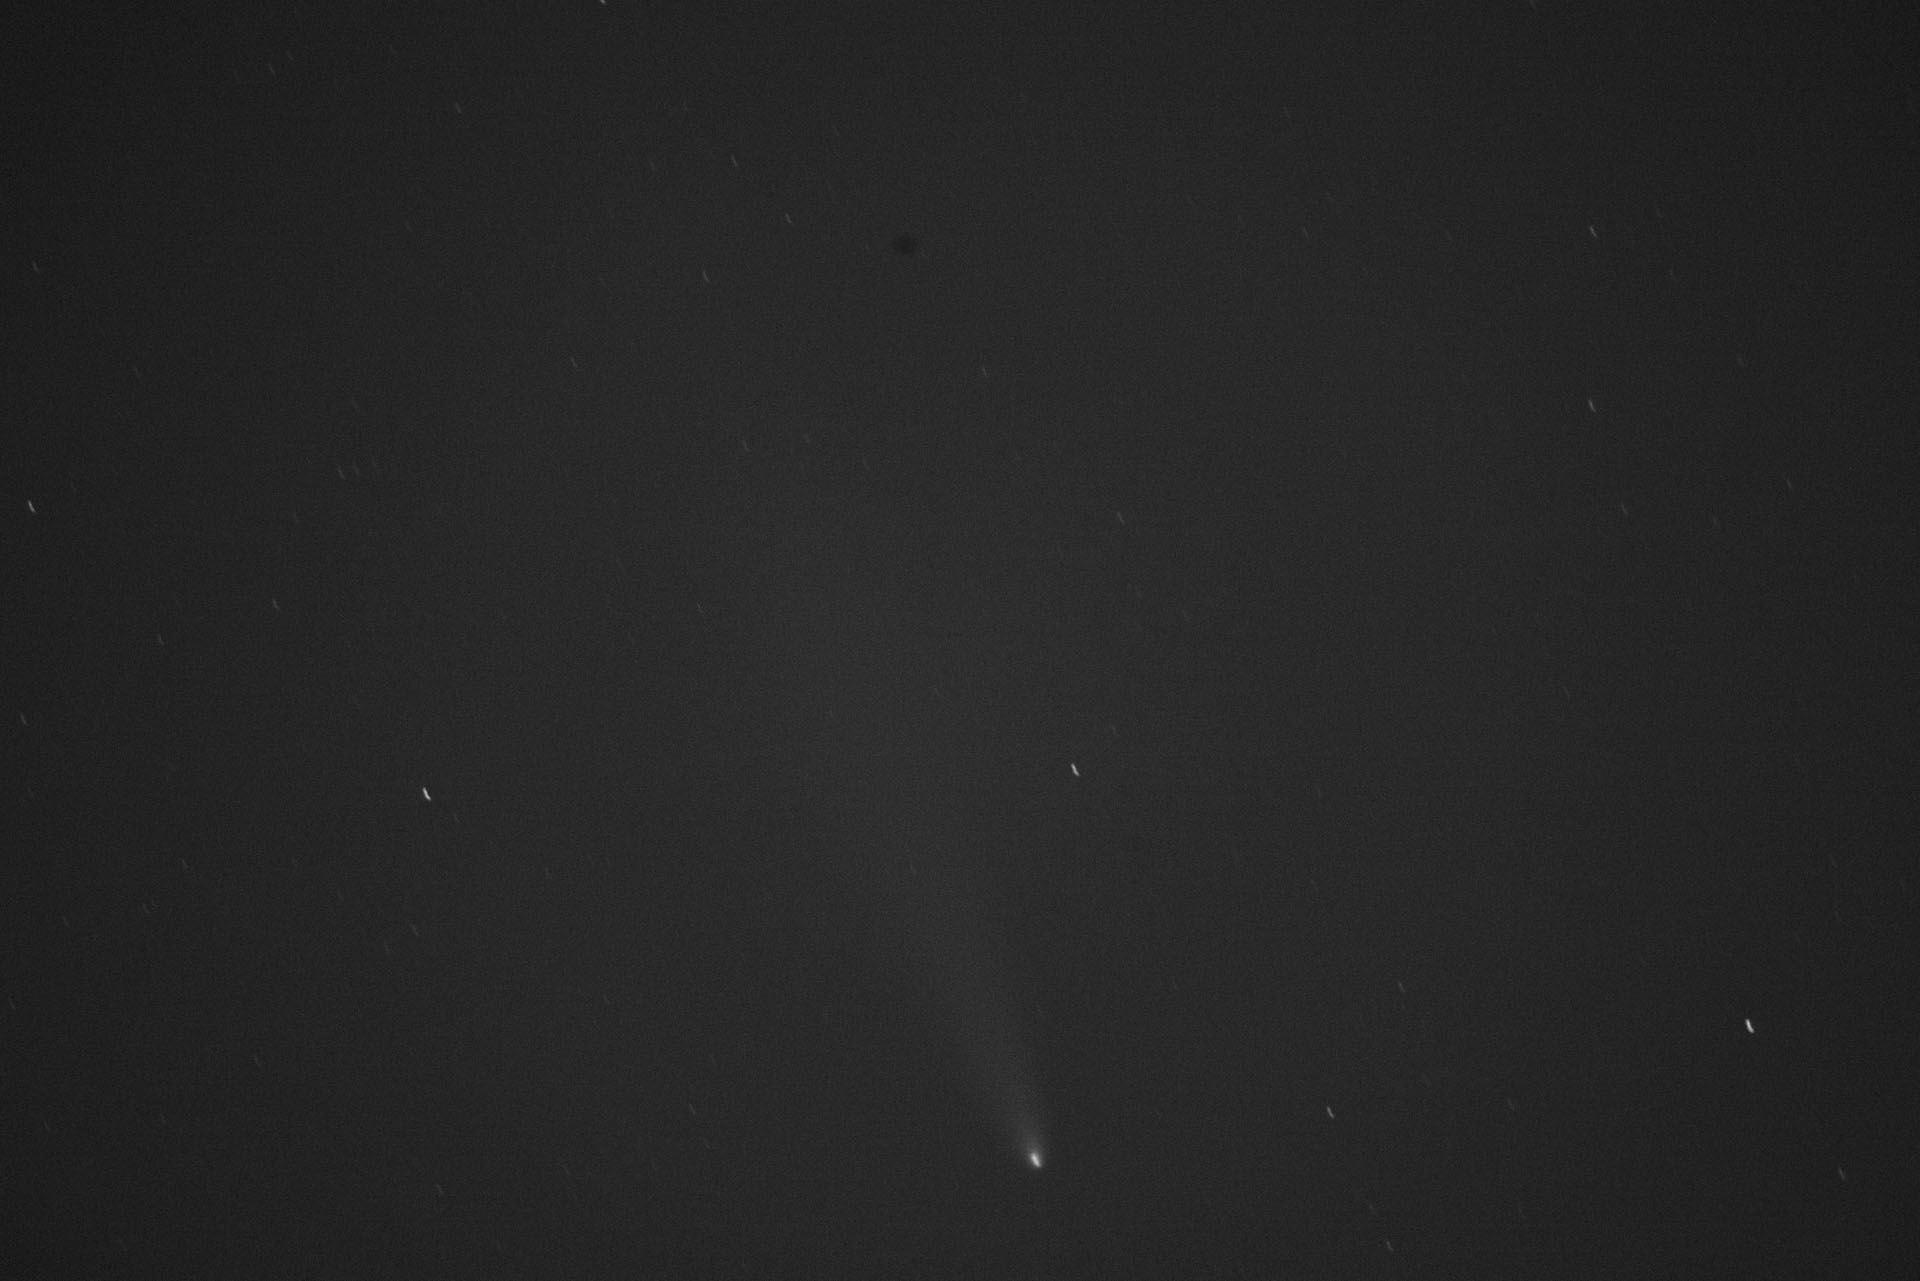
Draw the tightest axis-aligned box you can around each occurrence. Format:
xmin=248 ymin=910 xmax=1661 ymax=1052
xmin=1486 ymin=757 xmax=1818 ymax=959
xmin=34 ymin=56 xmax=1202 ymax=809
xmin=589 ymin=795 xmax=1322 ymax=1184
xmin=5 ymin=3 xmax=1917 ymax=1277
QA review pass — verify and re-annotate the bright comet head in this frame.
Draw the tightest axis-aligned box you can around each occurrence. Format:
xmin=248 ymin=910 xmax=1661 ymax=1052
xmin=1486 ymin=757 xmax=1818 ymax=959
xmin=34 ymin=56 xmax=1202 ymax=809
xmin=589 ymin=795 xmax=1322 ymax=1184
xmin=1025 ymin=1145 xmax=1044 ymax=1170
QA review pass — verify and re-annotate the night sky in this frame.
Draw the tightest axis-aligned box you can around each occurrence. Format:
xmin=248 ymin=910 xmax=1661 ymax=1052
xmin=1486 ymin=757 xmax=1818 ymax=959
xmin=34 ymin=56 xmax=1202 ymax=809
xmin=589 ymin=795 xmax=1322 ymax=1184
xmin=6 ymin=3 xmax=1917 ymax=1277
